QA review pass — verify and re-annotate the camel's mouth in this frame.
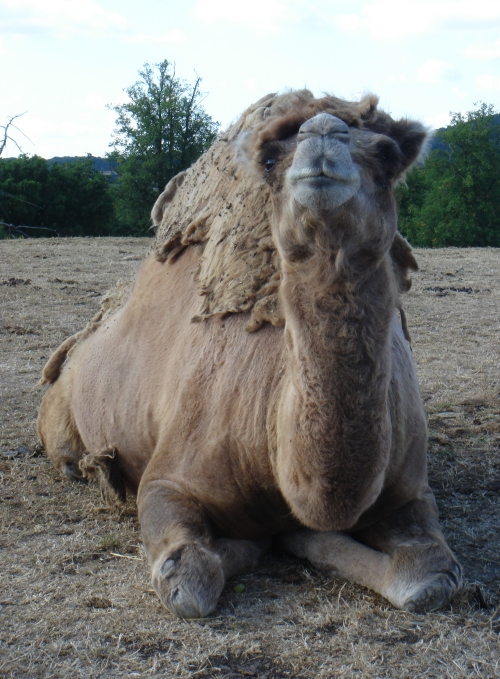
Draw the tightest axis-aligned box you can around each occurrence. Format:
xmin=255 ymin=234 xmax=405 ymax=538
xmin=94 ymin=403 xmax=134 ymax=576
xmin=289 ymin=168 xmax=360 ymax=186
xmin=287 ymin=162 xmax=361 ymax=211
xmin=288 ymin=155 xmax=361 ymax=188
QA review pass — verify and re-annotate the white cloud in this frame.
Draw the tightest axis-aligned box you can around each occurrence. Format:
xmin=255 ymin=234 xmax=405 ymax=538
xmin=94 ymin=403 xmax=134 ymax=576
xmin=334 ymin=0 xmax=500 ymax=40
xmin=84 ymin=94 xmax=109 ymax=111
xmin=417 ymin=60 xmax=459 ymax=84
xmin=106 ymin=90 xmax=131 ymax=109
xmin=427 ymin=112 xmax=452 ymax=130
xmin=0 ymin=1 xmax=186 ymax=44
xmin=0 ymin=0 xmax=127 ymax=37
xmin=464 ymin=39 xmax=500 ymax=60
xmin=126 ymin=29 xmax=187 ymax=44
xmin=387 ymin=73 xmax=407 ymax=83
xmin=333 ymin=14 xmax=363 ymax=32
xmin=245 ymin=77 xmax=259 ymax=90
xmin=191 ymin=0 xmax=500 ymax=40
xmin=26 ymin=115 xmax=91 ymax=139
xmin=192 ymin=0 xmax=301 ymax=35
xmin=477 ymin=74 xmax=500 ymax=92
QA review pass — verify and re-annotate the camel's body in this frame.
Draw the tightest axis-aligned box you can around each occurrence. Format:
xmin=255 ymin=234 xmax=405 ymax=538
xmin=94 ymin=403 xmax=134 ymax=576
xmin=38 ymin=90 xmax=461 ymax=618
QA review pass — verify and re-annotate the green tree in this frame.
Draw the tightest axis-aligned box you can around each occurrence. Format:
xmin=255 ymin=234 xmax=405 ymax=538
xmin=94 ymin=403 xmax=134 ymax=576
xmin=108 ymin=60 xmax=219 ymax=235
xmin=0 ymin=155 xmax=116 ymax=237
xmin=398 ymin=103 xmax=500 ymax=247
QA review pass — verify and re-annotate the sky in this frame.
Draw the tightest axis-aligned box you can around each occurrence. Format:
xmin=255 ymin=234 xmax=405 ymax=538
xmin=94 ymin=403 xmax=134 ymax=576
xmin=1 ymin=0 xmax=500 ymax=159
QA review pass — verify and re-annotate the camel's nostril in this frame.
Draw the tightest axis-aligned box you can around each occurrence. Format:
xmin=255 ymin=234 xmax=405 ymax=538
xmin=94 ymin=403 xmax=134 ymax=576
xmin=298 ymin=114 xmax=350 ymax=141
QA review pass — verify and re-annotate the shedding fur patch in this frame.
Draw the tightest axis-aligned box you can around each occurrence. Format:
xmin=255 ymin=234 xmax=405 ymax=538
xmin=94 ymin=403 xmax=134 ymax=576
xmin=79 ymin=448 xmax=126 ymax=506
xmin=152 ymin=139 xmax=283 ymax=331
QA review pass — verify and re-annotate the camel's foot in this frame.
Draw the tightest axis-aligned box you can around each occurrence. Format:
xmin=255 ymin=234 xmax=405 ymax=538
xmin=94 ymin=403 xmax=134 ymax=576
xmin=151 ymin=542 xmax=225 ymax=619
xmin=383 ymin=544 xmax=462 ymax=613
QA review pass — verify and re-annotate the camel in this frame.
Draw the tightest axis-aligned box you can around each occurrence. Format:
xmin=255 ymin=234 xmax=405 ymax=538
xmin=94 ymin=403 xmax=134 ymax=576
xmin=37 ymin=90 xmax=461 ymax=619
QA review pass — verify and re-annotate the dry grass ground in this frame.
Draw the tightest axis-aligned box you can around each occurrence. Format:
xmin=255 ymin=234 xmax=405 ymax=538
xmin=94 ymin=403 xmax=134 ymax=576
xmin=1 ymin=238 xmax=499 ymax=679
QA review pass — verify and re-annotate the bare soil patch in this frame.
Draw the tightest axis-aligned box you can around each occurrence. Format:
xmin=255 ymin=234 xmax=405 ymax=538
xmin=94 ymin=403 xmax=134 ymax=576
xmin=1 ymin=239 xmax=499 ymax=678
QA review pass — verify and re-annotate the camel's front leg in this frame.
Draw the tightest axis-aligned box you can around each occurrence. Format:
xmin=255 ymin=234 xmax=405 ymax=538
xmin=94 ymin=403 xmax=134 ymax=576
xmin=138 ymin=477 xmax=265 ymax=618
xmin=280 ymin=489 xmax=461 ymax=613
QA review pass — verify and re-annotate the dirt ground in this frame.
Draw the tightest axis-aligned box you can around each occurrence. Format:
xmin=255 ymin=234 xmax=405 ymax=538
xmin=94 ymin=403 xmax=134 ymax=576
xmin=1 ymin=238 xmax=499 ymax=679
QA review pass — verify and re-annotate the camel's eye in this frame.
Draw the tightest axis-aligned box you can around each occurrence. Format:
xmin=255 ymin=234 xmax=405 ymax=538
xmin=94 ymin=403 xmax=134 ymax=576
xmin=264 ymin=158 xmax=276 ymax=172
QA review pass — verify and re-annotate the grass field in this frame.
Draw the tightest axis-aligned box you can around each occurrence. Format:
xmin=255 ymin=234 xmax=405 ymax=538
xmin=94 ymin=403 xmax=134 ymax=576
xmin=1 ymin=238 xmax=499 ymax=678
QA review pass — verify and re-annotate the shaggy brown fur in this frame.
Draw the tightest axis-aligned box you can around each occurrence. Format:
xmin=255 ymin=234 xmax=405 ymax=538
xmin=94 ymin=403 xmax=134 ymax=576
xmin=38 ymin=90 xmax=461 ymax=619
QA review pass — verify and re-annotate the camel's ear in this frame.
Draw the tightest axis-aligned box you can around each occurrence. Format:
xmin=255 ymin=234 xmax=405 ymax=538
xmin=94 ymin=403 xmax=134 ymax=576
xmin=368 ymin=112 xmax=431 ymax=179
xmin=151 ymin=171 xmax=186 ymax=226
xmin=387 ymin=118 xmax=431 ymax=173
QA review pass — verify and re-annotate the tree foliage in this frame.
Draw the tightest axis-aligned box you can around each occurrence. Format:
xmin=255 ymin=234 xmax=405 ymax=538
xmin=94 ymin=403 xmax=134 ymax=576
xmin=0 ymin=155 xmax=116 ymax=237
xmin=397 ymin=103 xmax=500 ymax=247
xmin=108 ymin=60 xmax=219 ymax=235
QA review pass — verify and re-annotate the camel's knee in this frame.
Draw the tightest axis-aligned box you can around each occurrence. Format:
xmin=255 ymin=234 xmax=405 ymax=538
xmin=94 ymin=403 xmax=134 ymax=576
xmin=382 ymin=541 xmax=462 ymax=613
xmin=37 ymin=381 xmax=86 ymax=480
xmin=356 ymin=494 xmax=462 ymax=612
xmin=139 ymin=479 xmax=235 ymax=618
xmin=280 ymin=513 xmax=461 ymax=613
xmin=151 ymin=541 xmax=225 ymax=619
xmin=151 ymin=537 xmax=268 ymax=618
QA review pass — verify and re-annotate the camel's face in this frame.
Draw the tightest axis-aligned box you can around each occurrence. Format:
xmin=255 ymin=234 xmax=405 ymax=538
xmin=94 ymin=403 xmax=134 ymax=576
xmin=242 ymin=111 xmax=402 ymax=256
xmin=235 ymin=96 xmax=428 ymax=261
xmin=244 ymin=108 xmax=422 ymax=219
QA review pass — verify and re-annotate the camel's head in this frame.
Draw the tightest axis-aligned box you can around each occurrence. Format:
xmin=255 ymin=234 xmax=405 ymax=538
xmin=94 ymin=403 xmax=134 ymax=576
xmin=235 ymin=90 xmax=429 ymax=267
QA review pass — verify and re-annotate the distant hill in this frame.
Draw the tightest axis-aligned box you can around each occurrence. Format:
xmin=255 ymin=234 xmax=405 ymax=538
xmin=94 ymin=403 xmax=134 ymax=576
xmin=430 ymin=112 xmax=500 ymax=153
xmin=50 ymin=115 xmax=499 ymax=170
xmin=14 ymin=113 xmax=500 ymax=176
xmin=48 ymin=156 xmax=119 ymax=181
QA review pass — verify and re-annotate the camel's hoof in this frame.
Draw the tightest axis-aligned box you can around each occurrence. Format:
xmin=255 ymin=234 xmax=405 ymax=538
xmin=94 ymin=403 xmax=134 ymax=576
xmin=401 ymin=564 xmax=462 ymax=613
xmin=152 ymin=543 xmax=225 ymax=619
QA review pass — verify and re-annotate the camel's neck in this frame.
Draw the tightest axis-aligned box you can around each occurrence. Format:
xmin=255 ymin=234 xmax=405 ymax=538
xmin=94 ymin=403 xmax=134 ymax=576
xmin=275 ymin=242 xmax=397 ymax=533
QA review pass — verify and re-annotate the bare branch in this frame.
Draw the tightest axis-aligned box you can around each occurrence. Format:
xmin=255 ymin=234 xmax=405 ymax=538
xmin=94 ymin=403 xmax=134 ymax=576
xmin=5 ymin=136 xmax=24 ymax=154
xmin=9 ymin=121 xmax=34 ymax=144
xmin=0 ymin=221 xmax=60 ymax=237
xmin=0 ymin=112 xmax=33 ymax=156
xmin=0 ymin=189 xmax=41 ymax=209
